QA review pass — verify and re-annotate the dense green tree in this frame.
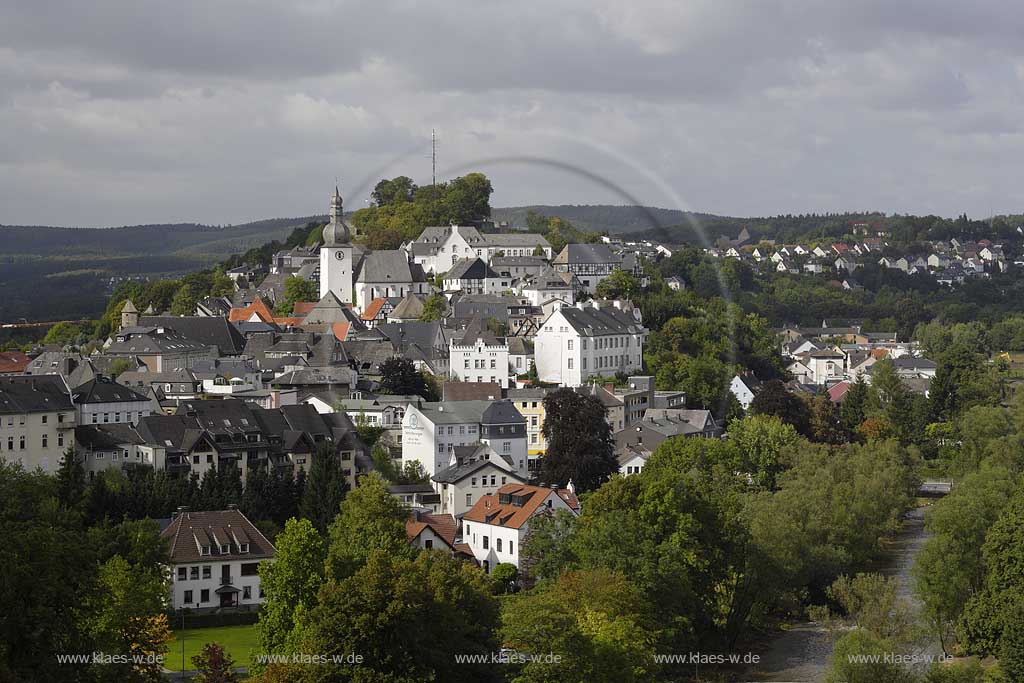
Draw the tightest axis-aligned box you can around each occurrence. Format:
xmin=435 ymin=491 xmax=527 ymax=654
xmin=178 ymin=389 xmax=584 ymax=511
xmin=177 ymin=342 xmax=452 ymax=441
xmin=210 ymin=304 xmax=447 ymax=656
xmin=750 ymin=380 xmax=811 ymax=435
xmin=379 ymin=357 xmax=437 ymax=400
xmin=297 ymin=551 xmax=499 ymax=682
xmin=83 ymin=554 xmax=170 ymax=682
xmin=0 ymin=462 xmax=99 ymax=680
xmin=56 ymin=446 xmax=87 ymax=509
xmin=418 ymin=293 xmax=448 ymax=321
xmin=371 ymin=176 xmax=418 ymax=207
xmin=540 ymin=389 xmax=617 ymax=492
xmin=325 ymin=473 xmax=412 ymax=581
xmin=519 ymin=509 xmax=578 ymax=586
xmin=300 ymin=442 xmax=348 ymax=534
xmin=501 ymin=569 xmax=659 ymax=683
xmin=913 ymin=468 xmax=1019 ymax=653
xmin=595 ymin=269 xmax=640 ymax=299
xmin=960 ymin=489 xmax=1024 ymax=655
xmin=276 ymin=277 xmax=319 ymax=315
xmin=258 ymin=518 xmax=326 ymax=659
xmin=727 ymin=414 xmax=801 ymax=489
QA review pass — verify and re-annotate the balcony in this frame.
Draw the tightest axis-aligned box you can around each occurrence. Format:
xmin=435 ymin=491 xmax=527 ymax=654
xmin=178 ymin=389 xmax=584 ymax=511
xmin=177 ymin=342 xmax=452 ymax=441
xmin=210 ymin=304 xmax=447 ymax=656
xmin=220 ymin=576 xmax=234 ymax=586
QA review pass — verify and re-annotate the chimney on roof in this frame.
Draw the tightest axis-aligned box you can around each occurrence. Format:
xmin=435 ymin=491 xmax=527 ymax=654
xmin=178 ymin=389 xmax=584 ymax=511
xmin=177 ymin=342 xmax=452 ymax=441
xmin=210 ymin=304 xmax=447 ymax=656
xmin=226 ymin=503 xmax=238 ymax=510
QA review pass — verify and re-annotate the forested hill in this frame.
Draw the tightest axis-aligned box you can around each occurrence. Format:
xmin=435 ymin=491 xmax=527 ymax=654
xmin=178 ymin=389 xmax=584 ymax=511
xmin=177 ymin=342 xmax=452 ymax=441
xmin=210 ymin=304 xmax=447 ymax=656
xmin=0 ymin=216 xmax=323 ymax=259
xmin=492 ymin=204 xmax=727 ymax=236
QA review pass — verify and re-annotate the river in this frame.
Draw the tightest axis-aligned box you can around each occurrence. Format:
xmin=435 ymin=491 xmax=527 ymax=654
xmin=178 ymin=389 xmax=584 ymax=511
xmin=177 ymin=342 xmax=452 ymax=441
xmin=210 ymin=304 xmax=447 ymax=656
xmin=741 ymin=505 xmax=937 ymax=682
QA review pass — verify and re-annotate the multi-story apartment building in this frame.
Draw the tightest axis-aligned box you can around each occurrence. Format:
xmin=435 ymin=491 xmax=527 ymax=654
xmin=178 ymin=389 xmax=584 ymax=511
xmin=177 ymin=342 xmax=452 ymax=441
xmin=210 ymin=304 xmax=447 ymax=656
xmin=506 ymin=387 xmax=550 ymax=466
xmin=0 ymin=375 xmax=76 ymax=472
xmin=71 ymin=376 xmax=155 ymax=426
xmin=401 ymin=400 xmax=528 ymax=478
xmin=534 ymin=300 xmax=648 ymax=387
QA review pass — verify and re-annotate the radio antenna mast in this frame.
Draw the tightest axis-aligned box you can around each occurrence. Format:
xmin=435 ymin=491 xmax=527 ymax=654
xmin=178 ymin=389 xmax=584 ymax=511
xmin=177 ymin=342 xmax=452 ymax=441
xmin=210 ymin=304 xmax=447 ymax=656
xmin=431 ymin=128 xmax=437 ymax=190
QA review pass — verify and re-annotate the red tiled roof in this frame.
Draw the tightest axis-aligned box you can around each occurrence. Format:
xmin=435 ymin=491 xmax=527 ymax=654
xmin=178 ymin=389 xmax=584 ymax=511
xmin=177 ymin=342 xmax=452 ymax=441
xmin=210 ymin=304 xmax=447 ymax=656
xmin=828 ymin=381 xmax=851 ymax=402
xmin=406 ymin=512 xmax=459 ymax=549
xmin=361 ymin=298 xmax=386 ymax=321
xmin=332 ymin=322 xmax=351 ymax=341
xmin=443 ymin=382 xmax=502 ymax=402
xmin=229 ymin=298 xmax=274 ymax=323
xmin=292 ymin=301 xmax=317 ymax=317
xmin=463 ymin=483 xmax=579 ymax=530
xmin=274 ymin=317 xmax=303 ymax=327
xmin=0 ymin=351 xmax=32 ymax=374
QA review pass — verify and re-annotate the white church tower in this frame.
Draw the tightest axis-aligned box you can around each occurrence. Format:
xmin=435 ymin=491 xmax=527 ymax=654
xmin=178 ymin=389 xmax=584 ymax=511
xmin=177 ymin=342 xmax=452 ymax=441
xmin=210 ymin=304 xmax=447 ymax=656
xmin=319 ymin=186 xmax=354 ymax=304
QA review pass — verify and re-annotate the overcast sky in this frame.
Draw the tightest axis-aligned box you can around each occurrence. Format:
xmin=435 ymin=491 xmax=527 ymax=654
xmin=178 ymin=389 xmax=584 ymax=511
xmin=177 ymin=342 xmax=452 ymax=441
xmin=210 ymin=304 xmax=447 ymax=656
xmin=2 ymin=1 xmax=1023 ymax=227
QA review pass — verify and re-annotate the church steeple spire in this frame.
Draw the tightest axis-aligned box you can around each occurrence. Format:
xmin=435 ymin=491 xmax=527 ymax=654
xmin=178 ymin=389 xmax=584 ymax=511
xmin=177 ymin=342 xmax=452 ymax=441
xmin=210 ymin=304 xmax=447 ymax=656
xmin=323 ymin=185 xmax=350 ymax=246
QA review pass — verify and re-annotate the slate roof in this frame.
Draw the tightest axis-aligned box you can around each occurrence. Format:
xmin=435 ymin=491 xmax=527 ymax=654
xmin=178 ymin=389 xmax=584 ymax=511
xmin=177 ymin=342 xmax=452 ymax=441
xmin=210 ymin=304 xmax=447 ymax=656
xmin=552 ymin=243 xmax=621 ymax=265
xmin=0 ymin=375 xmax=73 ymax=414
xmin=389 ymin=294 xmax=426 ymax=320
xmin=140 ymin=316 xmax=245 ymax=355
xmin=507 ymin=337 xmax=534 ymax=356
xmin=445 ymin=258 xmax=499 ymax=281
xmin=72 ymin=377 xmax=151 ymax=404
xmin=161 ymin=509 xmax=275 ymax=564
xmin=413 ymin=400 xmax=524 ymax=425
xmin=107 ymin=328 xmax=212 ymax=355
xmin=356 ymin=250 xmax=419 ymax=284
xmin=75 ymin=423 xmax=144 ymax=449
xmin=554 ymin=304 xmax=645 ymax=336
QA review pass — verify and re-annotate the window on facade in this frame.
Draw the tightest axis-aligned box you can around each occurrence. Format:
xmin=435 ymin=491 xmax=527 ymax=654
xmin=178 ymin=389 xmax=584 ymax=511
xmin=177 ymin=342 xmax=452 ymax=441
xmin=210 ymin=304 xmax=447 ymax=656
xmin=496 ymin=538 xmax=503 ymax=552
xmin=466 ymin=493 xmax=472 ymax=506
xmin=240 ymin=562 xmax=259 ymax=576
xmin=464 ymin=359 xmax=470 ymax=369
xmin=425 ymin=539 xmax=433 ymax=549
xmin=202 ymin=566 xmax=212 ymax=579
xmin=567 ymin=339 xmax=573 ymax=350
xmin=183 ymin=590 xmax=193 ymax=604
xmin=41 ymin=415 xmax=47 ymax=424
xmin=200 ymin=589 xmax=210 ymax=603
xmin=482 ymin=536 xmax=489 ymax=549
xmin=567 ymin=358 xmax=573 ymax=369
xmin=190 ymin=566 xmax=199 ymax=579
xmin=177 ymin=567 xmax=187 ymax=580
xmin=19 ymin=436 xmax=25 ymax=450
xmin=471 ymin=477 xmax=477 ymax=487
xmin=243 ymin=586 xmax=252 ymax=600
xmin=490 ymin=475 xmax=496 ymax=486
xmin=41 ymin=435 xmax=47 ymax=448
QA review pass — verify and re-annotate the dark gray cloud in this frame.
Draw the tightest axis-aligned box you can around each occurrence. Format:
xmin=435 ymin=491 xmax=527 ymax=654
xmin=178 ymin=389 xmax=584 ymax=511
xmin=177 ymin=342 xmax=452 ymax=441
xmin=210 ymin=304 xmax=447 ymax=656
xmin=1 ymin=1 xmax=1023 ymax=227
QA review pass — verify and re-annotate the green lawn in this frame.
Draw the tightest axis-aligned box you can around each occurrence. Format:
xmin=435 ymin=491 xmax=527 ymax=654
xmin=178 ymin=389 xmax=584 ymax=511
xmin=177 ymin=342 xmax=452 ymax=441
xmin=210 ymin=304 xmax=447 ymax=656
xmin=166 ymin=624 xmax=259 ymax=672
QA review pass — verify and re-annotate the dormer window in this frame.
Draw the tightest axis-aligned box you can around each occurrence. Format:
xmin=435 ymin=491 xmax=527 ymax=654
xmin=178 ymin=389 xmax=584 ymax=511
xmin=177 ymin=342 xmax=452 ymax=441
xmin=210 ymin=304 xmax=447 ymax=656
xmin=240 ymin=543 xmax=249 ymax=554
xmin=201 ymin=545 xmax=211 ymax=556
xmin=220 ymin=544 xmax=230 ymax=554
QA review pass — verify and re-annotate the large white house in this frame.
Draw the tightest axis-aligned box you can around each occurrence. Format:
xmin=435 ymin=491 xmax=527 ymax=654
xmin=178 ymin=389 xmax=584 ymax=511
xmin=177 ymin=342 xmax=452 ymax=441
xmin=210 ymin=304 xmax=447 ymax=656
xmin=401 ymin=400 xmax=529 ymax=478
xmin=534 ymin=300 xmax=648 ymax=386
xmin=410 ymin=225 xmax=553 ymax=275
xmin=161 ymin=507 xmax=275 ymax=611
xmin=0 ymin=375 xmax=76 ymax=473
xmin=449 ymin=321 xmax=511 ymax=388
xmin=461 ymin=483 xmax=580 ymax=573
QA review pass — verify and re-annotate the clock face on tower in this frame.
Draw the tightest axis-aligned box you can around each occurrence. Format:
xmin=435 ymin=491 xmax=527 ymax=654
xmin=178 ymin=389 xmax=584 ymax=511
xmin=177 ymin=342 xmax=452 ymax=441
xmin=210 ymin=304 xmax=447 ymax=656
xmin=334 ymin=250 xmax=345 ymax=260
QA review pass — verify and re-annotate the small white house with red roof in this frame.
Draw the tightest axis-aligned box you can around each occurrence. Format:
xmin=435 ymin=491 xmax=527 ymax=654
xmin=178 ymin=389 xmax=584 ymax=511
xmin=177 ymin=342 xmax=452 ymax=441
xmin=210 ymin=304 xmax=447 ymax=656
xmin=461 ymin=483 xmax=580 ymax=573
